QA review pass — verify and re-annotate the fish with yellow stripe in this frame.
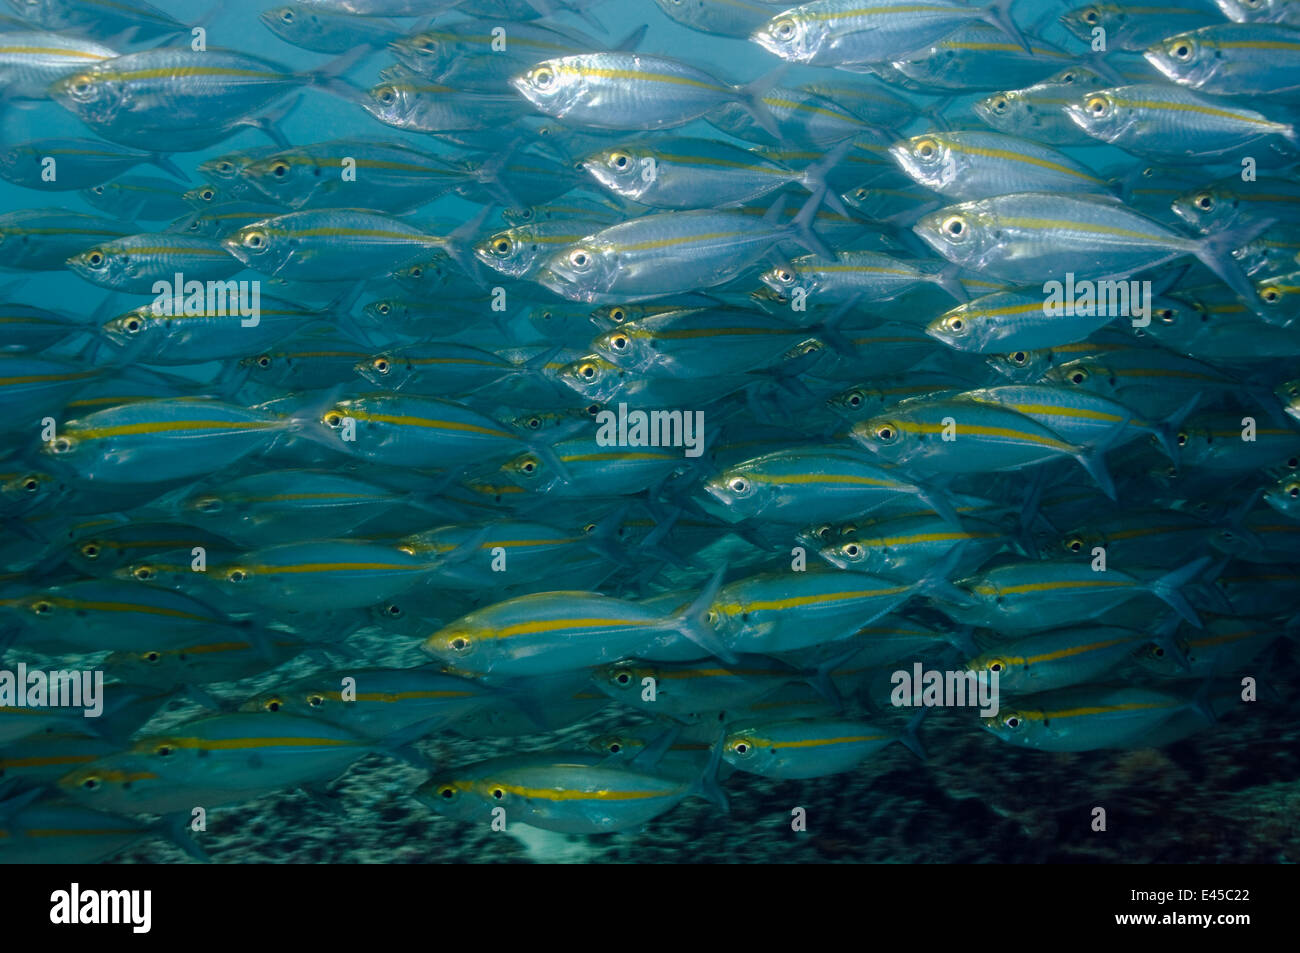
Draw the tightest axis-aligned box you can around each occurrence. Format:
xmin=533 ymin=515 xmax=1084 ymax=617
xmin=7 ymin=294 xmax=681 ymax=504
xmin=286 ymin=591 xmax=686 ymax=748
xmin=723 ymin=715 xmax=925 ymax=778
xmin=981 ymin=684 xmax=1218 ymax=751
xmin=239 ymin=666 xmax=498 ymax=738
xmin=966 ymin=625 xmax=1149 ymax=694
xmin=422 ymin=566 xmax=728 ymax=677
xmin=416 ymin=738 xmax=727 ymax=833
xmin=937 ymin=556 xmax=1212 ymax=635
xmin=59 ymin=712 xmax=416 ymax=815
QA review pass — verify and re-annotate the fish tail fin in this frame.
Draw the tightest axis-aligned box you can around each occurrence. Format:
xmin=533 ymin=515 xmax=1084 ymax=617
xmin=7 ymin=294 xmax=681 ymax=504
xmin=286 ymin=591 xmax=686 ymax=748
xmin=671 ymin=564 xmax=736 ymax=663
xmin=307 ymin=46 xmax=370 ymax=102
xmin=913 ymin=539 xmax=973 ymax=604
xmin=242 ymin=93 xmax=303 ymax=148
xmin=917 ymin=481 xmax=963 ymax=529
xmin=149 ymin=153 xmax=189 ymax=182
xmin=154 ymin=813 xmax=211 ymax=863
xmin=736 ymin=65 xmax=789 ymax=140
xmin=1193 ymin=216 xmax=1277 ymax=302
xmin=931 ymin=262 xmax=969 ymax=303
xmin=982 ymin=0 xmax=1031 ymax=54
xmin=1073 ymin=444 xmax=1117 ymax=500
xmin=612 ymin=23 xmax=648 ymax=52
xmin=899 ymin=707 xmax=928 ymax=760
xmin=1151 ymin=556 xmax=1212 ymax=628
xmin=693 ymin=725 xmax=730 ymax=814
xmin=1153 ymin=391 xmax=1200 ymax=463
xmin=799 ymin=139 xmax=853 ymax=217
xmin=789 ymin=185 xmax=834 ymax=259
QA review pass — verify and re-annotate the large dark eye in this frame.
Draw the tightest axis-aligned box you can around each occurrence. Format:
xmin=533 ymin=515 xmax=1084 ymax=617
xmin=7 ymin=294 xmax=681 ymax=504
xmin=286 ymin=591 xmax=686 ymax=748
xmin=615 ymin=672 xmax=632 ymax=685
xmin=439 ymin=787 xmax=454 ymax=799
xmin=491 ymin=787 xmax=505 ymax=799
xmin=87 ymin=252 xmax=104 ymax=267
xmin=270 ymin=161 xmax=290 ymax=178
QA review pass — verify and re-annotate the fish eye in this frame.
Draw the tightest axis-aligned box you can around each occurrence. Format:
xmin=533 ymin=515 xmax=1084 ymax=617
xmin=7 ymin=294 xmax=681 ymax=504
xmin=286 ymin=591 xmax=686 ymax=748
xmin=614 ymin=671 xmax=632 ymax=686
xmin=1084 ymin=95 xmax=1110 ymax=118
xmin=1157 ymin=307 xmax=1175 ymax=322
xmin=1286 ymin=482 xmax=1300 ymax=499
xmin=256 ymin=355 xmax=271 ymax=368
xmin=372 ymin=358 xmax=390 ymax=374
xmin=241 ymin=229 xmax=267 ymax=250
xmin=200 ymin=188 xmax=214 ymax=201
xmin=772 ymin=17 xmax=796 ymax=39
xmin=280 ymin=8 xmax=294 ymax=22
xmin=1061 ymin=72 xmax=1077 ymax=83
xmin=91 ymin=185 xmax=104 ymax=195
xmin=1002 ymin=713 xmax=1022 ymax=729
xmin=1172 ymin=41 xmax=1193 ymax=60
xmin=1082 ymin=8 xmax=1099 ymax=24
xmin=1260 ymin=286 xmax=1281 ymax=304
xmin=193 ymin=496 xmax=222 ymax=513
xmin=531 ymin=67 xmax=555 ymax=89
xmin=609 ymin=151 xmax=632 ymax=170
xmin=1176 ymin=431 xmax=1188 ymax=446
xmin=439 ymin=787 xmax=455 ymax=799
xmin=154 ymin=744 xmax=173 ymax=756
xmin=846 ymin=391 xmax=864 ymax=407
xmin=123 ymin=316 xmax=142 ymax=333
xmin=1066 ymin=536 xmax=1084 ymax=553
xmin=579 ymin=362 xmax=597 ymax=380
xmin=308 ymin=694 xmax=324 ymax=707
xmin=518 ymin=208 xmax=533 ymax=220
xmin=731 ymin=739 xmax=753 ymax=756
xmin=941 ymin=215 xmax=967 ymax=240
xmin=518 ymin=456 xmax=539 ymax=474
xmin=143 ymin=651 xmax=161 ymax=663
xmin=21 ymin=476 xmax=40 ymax=492
xmin=585 ymin=403 xmax=601 ymax=416
xmin=79 ymin=542 xmax=99 ymax=558
xmin=374 ymin=301 xmax=391 ymax=315
xmin=774 ymin=268 xmax=795 ymax=284
xmin=31 ymin=600 xmax=53 ymax=614
xmin=1194 ymin=192 xmax=1214 ymax=211
xmin=569 ymin=249 xmax=591 ymax=269
xmin=842 ymin=543 xmax=862 ymax=558
xmin=324 ymin=412 xmax=344 ymax=428
xmin=914 ymin=137 xmax=939 ymax=159
xmin=376 ymin=86 xmax=397 ymax=105
xmin=450 ymin=636 xmax=469 ymax=651
xmin=226 ymin=568 xmax=248 ymax=583
xmin=945 ymin=316 xmax=965 ymax=333
xmin=876 ymin=423 xmax=899 ymax=442
xmin=81 ymin=776 xmax=100 ymax=790
xmin=609 ymin=307 xmax=626 ymax=322
xmin=524 ymin=415 xmax=542 ymax=429
xmin=270 ymin=161 xmax=291 ymax=178
xmin=854 ymin=187 xmax=868 ymax=200
xmin=50 ymin=437 xmax=74 ymax=454
xmin=729 ymin=477 xmax=748 ymax=493
xmin=385 ymin=603 xmax=403 ymax=617
xmin=986 ymin=658 xmax=1006 ymax=674
xmin=86 ymin=251 xmax=105 ymax=268
xmin=491 ymin=236 xmax=512 ymax=256
xmin=491 ymin=787 xmax=505 ymax=799
xmin=133 ymin=566 xmax=154 ymax=581
xmin=1068 ymin=368 xmax=1087 ymax=383
xmin=610 ymin=334 xmax=629 ymax=350
xmin=265 ymin=697 xmax=282 ymax=711
xmin=989 ymin=96 xmax=1008 ymax=113
xmin=408 ymin=265 xmax=424 ymax=277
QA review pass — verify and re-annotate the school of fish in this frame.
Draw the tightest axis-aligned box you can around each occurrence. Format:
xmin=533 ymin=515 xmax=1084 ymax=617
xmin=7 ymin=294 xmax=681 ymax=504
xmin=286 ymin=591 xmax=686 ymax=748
xmin=0 ymin=0 xmax=1298 ymax=861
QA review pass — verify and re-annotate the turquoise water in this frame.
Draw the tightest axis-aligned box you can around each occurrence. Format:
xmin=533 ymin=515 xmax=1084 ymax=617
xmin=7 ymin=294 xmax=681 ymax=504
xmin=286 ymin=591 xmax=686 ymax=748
xmin=0 ymin=0 xmax=1297 ymax=864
